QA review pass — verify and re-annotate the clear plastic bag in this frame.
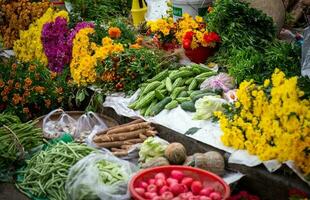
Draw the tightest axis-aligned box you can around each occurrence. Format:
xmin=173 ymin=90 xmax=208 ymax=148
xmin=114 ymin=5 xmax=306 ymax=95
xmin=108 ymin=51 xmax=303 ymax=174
xmin=66 ymin=152 xmax=138 ymax=200
xmin=42 ymin=109 xmax=77 ymax=139
xmin=74 ymin=112 xmax=107 ymax=142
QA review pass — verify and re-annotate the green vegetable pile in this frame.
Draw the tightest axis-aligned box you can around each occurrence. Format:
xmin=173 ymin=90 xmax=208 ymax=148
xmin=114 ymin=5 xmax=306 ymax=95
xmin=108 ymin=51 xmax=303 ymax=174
xmin=0 ymin=114 xmax=42 ymax=171
xmin=16 ymin=142 xmax=96 ymax=200
xmin=129 ymin=65 xmax=221 ymax=116
xmin=193 ymin=95 xmax=227 ymax=120
xmin=139 ymin=137 xmax=167 ymax=163
xmin=206 ymin=0 xmax=301 ymax=84
xmin=96 ymin=160 xmax=127 ymax=185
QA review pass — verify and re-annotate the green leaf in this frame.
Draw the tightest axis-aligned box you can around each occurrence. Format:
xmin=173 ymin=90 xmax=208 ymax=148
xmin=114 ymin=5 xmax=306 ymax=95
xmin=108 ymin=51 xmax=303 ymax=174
xmin=185 ymin=127 xmax=201 ymax=135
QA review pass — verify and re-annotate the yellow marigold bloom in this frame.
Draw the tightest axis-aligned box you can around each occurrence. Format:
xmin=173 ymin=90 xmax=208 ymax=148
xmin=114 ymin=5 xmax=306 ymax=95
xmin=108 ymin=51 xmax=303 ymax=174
xmin=195 ymin=16 xmax=203 ymax=23
xmin=102 ymin=37 xmax=113 ymax=46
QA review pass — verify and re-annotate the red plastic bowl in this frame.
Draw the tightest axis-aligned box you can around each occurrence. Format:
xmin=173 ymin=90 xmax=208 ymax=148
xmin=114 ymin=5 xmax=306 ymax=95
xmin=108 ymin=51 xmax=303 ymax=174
xmin=129 ymin=165 xmax=230 ymax=200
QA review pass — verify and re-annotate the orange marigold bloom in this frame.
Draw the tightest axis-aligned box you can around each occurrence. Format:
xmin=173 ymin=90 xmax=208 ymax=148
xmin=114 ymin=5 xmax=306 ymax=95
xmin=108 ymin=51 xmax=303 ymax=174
xmin=28 ymin=64 xmax=36 ymax=72
xmin=35 ymin=73 xmax=41 ymax=81
xmin=102 ymin=71 xmax=116 ymax=82
xmin=208 ymin=6 xmax=213 ymax=13
xmin=8 ymin=80 xmax=14 ymax=86
xmin=15 ymin=82 xmax=21 ymax=90
xmin=50 ymin=72 xmax=57 ymax=80
xmin=12 ymin=94 xmax=21 ymax=105
xmin=0 ymin=80 xmax=5 ymax=88
xmin=11 ymin=63 xmax=17 ymax=70
xmin=56 ymin=87 xmax=63 ymax=94
xmin=2 ymin=96 xmax=8 ymax=102
xmin=130 ymin=43 xmax=142 ymax=49
xmin=23 ymin=90 xmax=30 ymax=98
xmin=34 ymin=86 xmax=45 ymax=94
xmin=23 ymin=107 xmax=30 ymax=113
xmin=44 ymin=99 xmax=51 ymax=108
xmin=24 ymin=78 xmax=32 ymax=87
xmin=136 ymin=37 xmax=143 ymax=45
xmin=108 ymin=27 xmax=122 ymax=39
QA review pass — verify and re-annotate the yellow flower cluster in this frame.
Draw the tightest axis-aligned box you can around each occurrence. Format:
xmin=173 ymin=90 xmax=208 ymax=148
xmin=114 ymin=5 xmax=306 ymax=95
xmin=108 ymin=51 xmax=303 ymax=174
xmin=215 ymin=69 xmax=310 ymax=175
xmin=175 ymin=14 xmax=208 ymax=49
xmin=70 ymin=28 xmax=124 ymax=86
xmin=13 ymin=8 xmax=69 ymax=65
xmin=147 ymin=17 xmax=175 ymax=36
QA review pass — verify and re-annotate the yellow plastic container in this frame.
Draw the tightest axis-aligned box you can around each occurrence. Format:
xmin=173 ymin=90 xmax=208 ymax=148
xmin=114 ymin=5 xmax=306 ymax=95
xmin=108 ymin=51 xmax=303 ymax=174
xmin=131 ymin=0 xmax=148 ymax=27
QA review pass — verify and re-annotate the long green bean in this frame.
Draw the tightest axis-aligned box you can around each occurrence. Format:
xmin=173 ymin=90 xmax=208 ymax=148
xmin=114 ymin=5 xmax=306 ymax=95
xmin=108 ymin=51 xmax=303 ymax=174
xmin=17 ymin=142 xmax=96 ymax=200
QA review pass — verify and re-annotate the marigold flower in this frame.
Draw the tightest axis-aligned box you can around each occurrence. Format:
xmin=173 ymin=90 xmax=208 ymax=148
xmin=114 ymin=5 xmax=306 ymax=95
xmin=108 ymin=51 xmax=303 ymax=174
xmin=28 ymin=64 xmax=36 ymax=72
xmin=2 ymin=96 xmax=8 ymax=102
xmin=8 ymin=80 xmax=14 ymax=86
xmin=136 ymin=37 xmax=143 ymax=45
xmin=11 ymin=63 xmax=17 ymax=70
xmin=24 ymin=78 xmax=32 ymax=87
xmin=34 ymin=86 xmax=45 ymax=94
xmin=44 ymin=99 xmax=51 ymax=108
xmin=12 ymin=94 xmax=21 ymax=105
xmin=130 ymin=44 xmax=142 ymax=49
xmin=0 ymin=80 xmax=5 ymax=88
xmin=15 ymin=82 xmax=21 ymax=90
xmin=108 ymin=27 xmax=122 ymax=39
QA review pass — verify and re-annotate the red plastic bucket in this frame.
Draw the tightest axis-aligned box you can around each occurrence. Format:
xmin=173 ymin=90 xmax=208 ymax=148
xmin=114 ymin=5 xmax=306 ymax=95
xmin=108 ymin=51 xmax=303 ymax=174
xmin=129 ymin=165 xmax=230 ymax=200
xmin=185 ymin=46 xmax=216 ymax=64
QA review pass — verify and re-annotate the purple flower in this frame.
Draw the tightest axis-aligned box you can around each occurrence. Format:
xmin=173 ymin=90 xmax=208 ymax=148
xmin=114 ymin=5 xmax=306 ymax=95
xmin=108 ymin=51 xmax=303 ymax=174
xmin=41 ymin=17 xmax=72 ymax=72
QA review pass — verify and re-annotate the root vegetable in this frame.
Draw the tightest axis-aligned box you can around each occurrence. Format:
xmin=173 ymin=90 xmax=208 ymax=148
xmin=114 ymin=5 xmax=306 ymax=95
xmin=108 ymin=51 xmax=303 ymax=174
xmin=96 ymin=119 xmax=144 ymax=136
xmin=145 ymin=130 xmax=158 ymax=136
xmin=124 ymin=138 xmax=144 ymax=144
xmin=107 ymin=122 xmax=151 ymax=135
xmin=95 ymin=129 xmax=146 ymax=142
xmin=139 ymin=133 xmax=148 ymax=140
xmin=165 ymin=143 xmax=187 ymax=164
xmin=121 ymin=144 xmax=134 ymax=150
xmin=112 ymin=151 xmax=128 ymax=157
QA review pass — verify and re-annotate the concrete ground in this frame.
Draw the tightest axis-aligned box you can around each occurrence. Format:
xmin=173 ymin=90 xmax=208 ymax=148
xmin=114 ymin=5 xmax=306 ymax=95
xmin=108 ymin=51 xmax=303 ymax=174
xmin=0 ymin=183 xmax=28 ymax=200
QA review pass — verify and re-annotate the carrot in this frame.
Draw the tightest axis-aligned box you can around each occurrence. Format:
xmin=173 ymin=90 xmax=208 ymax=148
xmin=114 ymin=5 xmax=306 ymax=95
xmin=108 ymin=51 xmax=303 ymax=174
xmin=106 ymin=122 xmax=150 ymax=135
xmin=95 ymin=129 xmax=146 ymax=142
xmin=96 ymin=118 xmax=144 ymax=135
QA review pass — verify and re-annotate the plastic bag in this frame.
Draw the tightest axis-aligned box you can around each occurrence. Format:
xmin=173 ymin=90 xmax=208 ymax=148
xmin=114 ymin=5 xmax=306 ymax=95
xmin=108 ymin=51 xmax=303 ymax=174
xmin=75 ymin=112 xmax=107 ymax=142
xmin=42 ymin=109 xmax=77 ymax=139
xmin=200 ymin=73 xmax=235 ymax=92
xmin=302 ymin=26 xmax=310 ymax=78
xmin=66 ymin=152 xmax=138 ymax=200
xmin=145 ymin=0 xmax=169 ymax=21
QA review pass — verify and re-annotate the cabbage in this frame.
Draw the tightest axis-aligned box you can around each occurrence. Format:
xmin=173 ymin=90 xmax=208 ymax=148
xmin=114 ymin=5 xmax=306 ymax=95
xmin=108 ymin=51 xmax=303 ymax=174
xmin=193 ymin=95 xmax=227 ymax=120
xmin=139 ymin=137 xmax=168 ymax=163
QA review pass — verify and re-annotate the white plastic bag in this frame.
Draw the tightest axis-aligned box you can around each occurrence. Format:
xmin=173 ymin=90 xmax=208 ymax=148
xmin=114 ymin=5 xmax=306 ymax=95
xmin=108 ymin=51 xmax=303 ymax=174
xmin=42 ymin=109 xmax=77 ymax=139
xmin=75 ymin=112 xmax=107 ymax=142
xmin=66 ymin=152 xmax=138 ymax=200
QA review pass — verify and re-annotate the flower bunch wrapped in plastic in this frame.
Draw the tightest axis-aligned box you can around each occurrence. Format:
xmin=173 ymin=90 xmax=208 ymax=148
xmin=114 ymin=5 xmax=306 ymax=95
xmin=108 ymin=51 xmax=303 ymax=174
xmin=42 ymin=17 xmax=71 ymax=72
xmin=215 ymin=69 xmax=310 ymax=175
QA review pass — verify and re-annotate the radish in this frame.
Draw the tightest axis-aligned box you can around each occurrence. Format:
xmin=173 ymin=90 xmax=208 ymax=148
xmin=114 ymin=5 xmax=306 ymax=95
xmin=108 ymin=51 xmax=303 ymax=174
xmin=191 ymin=181 xmax=203 ymax=195
xmin=170 ymin=170 xmax=184 ymax=181
xmin=159 ymin=185 xmax=170 ymax=195
xmin=170 ymin=184 xmax=188 ymax=196
xmin=144 ymin=192 xmax=158 ymax=199
xmin=189 ymin=196 xmax=200 ymax=200
xmin=167 ymin=178 xmax=179 ymax=186
xmin=148 ymin=178 xmax=156 ymax=185
xmin=209 ymin=192 xmax=222 ymax=200
xmin=138 ymin=181 xmax=148 ymax=189
xmin=200 ymin=187 xmax=214 ymax=196
xmin=181 ymin=177 xmax=194 ymax=188
xmin=155 ymin=178 xmax=167 ymax=188
xmin=155 ymin=172 xmax=166 ymax=180
xmin=161 ymin=191 xmax=174 ymax=200
xmin=147 ymin=184 xmax=158 ymax=193
xmin=134 ymin=187 xmax=145 ymax=196
xmin=179 ymin=192 xmax=194 ymax=199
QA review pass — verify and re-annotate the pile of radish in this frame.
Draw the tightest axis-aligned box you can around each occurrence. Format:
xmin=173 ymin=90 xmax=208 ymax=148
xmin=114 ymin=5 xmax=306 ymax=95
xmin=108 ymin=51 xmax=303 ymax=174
xmin=134 ymin=170 xmax=223 ymax=200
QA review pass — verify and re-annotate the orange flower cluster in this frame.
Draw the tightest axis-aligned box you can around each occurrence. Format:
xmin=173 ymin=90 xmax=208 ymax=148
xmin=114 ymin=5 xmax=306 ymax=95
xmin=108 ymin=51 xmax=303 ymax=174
xmin=0 ymin=0 xmax=50 ymax=48
xmin=108 ymin=27 xmax=121 ymax=39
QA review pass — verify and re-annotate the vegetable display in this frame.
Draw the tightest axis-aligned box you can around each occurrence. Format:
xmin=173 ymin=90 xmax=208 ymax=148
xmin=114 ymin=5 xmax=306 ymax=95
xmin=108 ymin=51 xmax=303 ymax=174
xmin=139 ymin=137 xmax=168 ymax=163
xmin=133 ymin=170 xmax=223 ymax=199
xmin=0 ymin=115 xmax=42 ymax=170
xmin=16 ymin=142 xmax=96 ymax=200
xmin=93 ymin=119 xmax=158 ymax=156
xmin=129 ymin=65 xmax=219 ymax=115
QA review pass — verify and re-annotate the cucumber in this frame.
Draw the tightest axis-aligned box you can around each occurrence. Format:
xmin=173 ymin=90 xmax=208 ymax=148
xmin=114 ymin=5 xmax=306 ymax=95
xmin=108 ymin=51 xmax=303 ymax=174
xmin=155 ymin=89 xmax=165 ymax=100
xmin=145 ymin=100 xmax=158 ymax=116
xmin=150 ymin=97 xmax=172 ymax=116
xmin=172 ymin=78 xmax=184 ymax=89
xmin=180 ymin=101 xmax=196 ymax=112
xmin=189 ymin=89 xmax=213 ymax=99
xmin=135 ymin=91 xmax=156 ymax=109
xmin=147 ymin=69 xmax=169 ymax=82
xmin=176 ymin=97 xmax=191 ymax=103
xmin=156 ymin=81 xmax=166 ymax=90
xmin=165 ymin=100 xmax=178 ymax=110
xmin=193 ymin=64 xmax=212 ymax=73
xmin=128 ymin=100 xmax=138 ymax=109
xmin=191 ymin=93 xmax=215 ymax=102
xmin=140 ymin=106 xmax=148 ymax=116
xmin=185 ymin=77 xmax=194 ymax=85
xmin=188 ymin=79 xmax=198 ymax=91
xmin=171 ymin=86 xmax=186 ymax=99
xmin=165 ymin=77 xmax=173 ymax=92
xmin=178 ymin=91 xmax=188 ymax=98
xmin=141 ymin=81 xmax=161 ymax=96
xmin=169 ymin=70 xmax=194 ymax=81
xmin=195 ymin=71 xmax=217 ymax=79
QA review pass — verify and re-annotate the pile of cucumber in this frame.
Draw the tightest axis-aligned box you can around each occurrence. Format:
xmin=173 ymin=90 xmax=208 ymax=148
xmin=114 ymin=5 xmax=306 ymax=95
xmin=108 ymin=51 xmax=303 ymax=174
xmin=128 ymin=65 xmax=219 ymax=116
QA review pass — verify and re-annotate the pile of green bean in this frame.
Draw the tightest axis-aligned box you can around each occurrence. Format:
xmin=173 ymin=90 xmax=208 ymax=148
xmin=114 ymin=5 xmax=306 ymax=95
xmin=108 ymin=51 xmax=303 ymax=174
xmin=17 ymin=142 xmax=96 ymax=200
xmin=0 ymin=113 xmax=21 ymax=126
xmin=0 ymin=119 xmax=43 ymax=169
xmin=96 ymin=160 xmax=127 ymax=185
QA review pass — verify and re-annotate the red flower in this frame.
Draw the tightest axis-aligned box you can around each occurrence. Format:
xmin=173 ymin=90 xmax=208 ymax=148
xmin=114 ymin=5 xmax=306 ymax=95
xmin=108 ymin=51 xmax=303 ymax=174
xmin=204 ymin=32 xmax=221 ymax=43
xmin=182 ymin=39 xmax=191 ymax=49
xmin=184 ymin=31 xmax=194 ymax=41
